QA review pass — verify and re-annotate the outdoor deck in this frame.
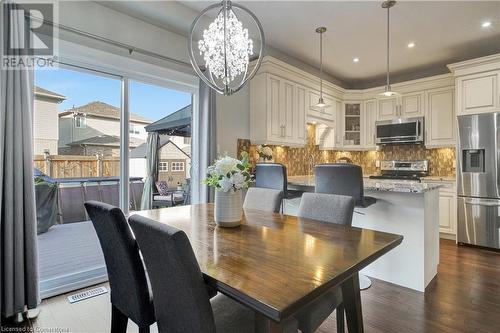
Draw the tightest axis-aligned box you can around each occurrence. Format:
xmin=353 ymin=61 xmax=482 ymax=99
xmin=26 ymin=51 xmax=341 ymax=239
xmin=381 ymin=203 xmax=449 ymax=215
xmin=38 ymin=221 xmax=106 ymax=299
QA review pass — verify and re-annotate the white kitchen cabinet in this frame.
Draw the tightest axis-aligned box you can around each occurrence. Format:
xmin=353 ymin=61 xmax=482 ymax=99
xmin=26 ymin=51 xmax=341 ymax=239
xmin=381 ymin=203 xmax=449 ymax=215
xmin=250 ymin=73 xmax=306 ymax=146
xmin=377 ymin=92 xmax=424 ymax=120
xmin=456 ymin=71 xmax=500 ymax=115
xmin=401 ymin=92 xmax=425 ymax=117
xmin=341 ymin=102 xmax=363 ymax=149
xmin=295 ymin=85 xmax=307 ymax=144
xmin=307 ymin=90 xmax=335 ymax=121
xmin=423 ymin=180 xmax=457 ymax=237
xmin=335 ymin=100 xmax=343 ymax=146
xmin=439 ymin=188 xmax=457 ymax=236
xmin=364 ymin=99 xmax=377 ymax=149
xmin=425 ymin=87 xmax=455 ymax=147
xmin=377 ymin=97 xmax=399 ymax=120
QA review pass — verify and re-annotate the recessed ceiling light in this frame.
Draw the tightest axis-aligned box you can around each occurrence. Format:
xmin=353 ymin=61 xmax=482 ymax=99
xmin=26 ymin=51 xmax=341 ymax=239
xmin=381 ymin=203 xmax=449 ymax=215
xmin=482 ymin=21 xmax=492 ymax=28
xmin=407 ymin=42 xmax=415 ymax=48
xmin=353 ymin=57 xmax=360 ymax=63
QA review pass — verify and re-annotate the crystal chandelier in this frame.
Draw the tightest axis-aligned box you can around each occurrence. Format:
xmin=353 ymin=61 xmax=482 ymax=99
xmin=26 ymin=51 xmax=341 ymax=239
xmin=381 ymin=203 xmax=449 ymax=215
xmin=189 ymin=0 xmax=265 ymax=95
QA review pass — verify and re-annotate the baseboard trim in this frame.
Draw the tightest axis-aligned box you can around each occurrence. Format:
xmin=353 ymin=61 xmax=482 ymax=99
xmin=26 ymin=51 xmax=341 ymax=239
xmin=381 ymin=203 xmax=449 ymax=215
xmin=439 ymin=233 xmax=456 ymax=241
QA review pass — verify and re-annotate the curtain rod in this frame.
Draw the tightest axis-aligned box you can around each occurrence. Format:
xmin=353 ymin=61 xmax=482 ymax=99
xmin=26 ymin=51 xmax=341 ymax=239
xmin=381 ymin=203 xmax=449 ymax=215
xmin=27 ymin=15 xmax=193 ymax=69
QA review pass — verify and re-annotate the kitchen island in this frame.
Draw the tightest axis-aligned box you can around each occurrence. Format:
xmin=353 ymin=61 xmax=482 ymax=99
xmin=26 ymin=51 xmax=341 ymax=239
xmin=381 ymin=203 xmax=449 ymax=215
xmin=287 ymin=176 xmax=441 ymax=292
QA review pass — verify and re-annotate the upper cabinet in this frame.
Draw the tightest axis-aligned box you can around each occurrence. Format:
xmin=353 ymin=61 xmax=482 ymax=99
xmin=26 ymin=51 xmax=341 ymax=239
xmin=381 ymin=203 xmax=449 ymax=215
xmin=377 ymin=92 xmax=424 ymax=120
xmin=250 ymin=73 xmax=306 ymax=146
xmin=364 ymin=99 xmax=377 ymax=150
xmin=377 ymin=97 xmax=399 ymax=120
xmin=448 ymin=54 xmax=500 ymax=116
xmin=425 ymin=87 xmax=455 ymax=148
xmin=456 ymin=71 xmax=500 ymax=116
xmin=340 ymin=102 xmax=363 ymax=149
xmin=401 ymin=92 xmax=425 ymax=117
xmin=248 ymin=55 xmax=500 ymax=150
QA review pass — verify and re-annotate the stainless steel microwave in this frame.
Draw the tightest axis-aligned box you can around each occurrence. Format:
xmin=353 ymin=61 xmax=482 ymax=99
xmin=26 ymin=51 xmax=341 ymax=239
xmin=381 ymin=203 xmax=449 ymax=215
xmin=375 ymin=117 xmax=424 ymax=145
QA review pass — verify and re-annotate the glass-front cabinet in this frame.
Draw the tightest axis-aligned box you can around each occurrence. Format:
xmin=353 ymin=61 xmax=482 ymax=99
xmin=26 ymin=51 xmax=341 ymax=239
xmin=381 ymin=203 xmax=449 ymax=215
xmin=342 ymin=102 xmax=362 ymax=149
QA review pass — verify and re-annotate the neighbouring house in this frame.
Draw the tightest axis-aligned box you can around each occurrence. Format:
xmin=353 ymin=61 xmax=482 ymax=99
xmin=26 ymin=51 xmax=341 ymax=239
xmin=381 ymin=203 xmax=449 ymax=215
xmin=58 ymin=101 xmax=152 ymax=156
xmin=130 ymin=136 xmax=191 ymax=187
xmin=34 ymin=86 xmax=66 ymax=155
xmin=65 ymin=134 xmax=146 ymax=157
xmin=130 ymin=104 xmax=192 ymax=187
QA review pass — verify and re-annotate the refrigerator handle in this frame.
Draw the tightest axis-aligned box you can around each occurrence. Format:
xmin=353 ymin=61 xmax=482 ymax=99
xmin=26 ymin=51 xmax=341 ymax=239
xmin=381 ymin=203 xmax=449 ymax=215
xmin=464 ymin=198 xmax=500 ymax=207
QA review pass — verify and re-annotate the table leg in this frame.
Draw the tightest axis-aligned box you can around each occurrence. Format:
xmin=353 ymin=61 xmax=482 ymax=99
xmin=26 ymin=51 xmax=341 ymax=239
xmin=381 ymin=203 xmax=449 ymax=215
xmin=341 ymin=273 xmax=364 ymax=333
xmin=255 ymin=313 xmax=298 ymax=333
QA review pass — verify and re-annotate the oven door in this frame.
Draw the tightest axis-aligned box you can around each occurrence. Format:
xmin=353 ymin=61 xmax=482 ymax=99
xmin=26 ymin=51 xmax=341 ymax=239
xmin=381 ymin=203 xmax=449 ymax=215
xmin=376 ymin=117 xmax=424 ymax=144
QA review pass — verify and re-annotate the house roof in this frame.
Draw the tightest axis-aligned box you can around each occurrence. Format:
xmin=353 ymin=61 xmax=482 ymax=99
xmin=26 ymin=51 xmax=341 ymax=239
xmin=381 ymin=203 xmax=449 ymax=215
xmin=130 ymin=136 xmax=190 ymax=159
xmin=145 ymin=104 xmax=191 ymax=136
xmin=68 ymin=134 xmax=145 ymax=148
xmin=34 ymin=86 xmax=66 ymax=101
xmin=59 ymin=101 xmax=152 ymax=124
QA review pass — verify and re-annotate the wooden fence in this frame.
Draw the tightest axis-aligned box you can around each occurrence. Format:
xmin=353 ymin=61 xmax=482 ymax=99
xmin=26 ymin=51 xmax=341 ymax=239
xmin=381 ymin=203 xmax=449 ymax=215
xmin=34 ymin=154 xmax=120 ymax=178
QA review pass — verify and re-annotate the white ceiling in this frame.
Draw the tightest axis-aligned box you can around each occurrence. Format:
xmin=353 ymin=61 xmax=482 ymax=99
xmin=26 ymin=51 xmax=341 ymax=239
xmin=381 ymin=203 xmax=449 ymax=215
xmin=99 ymin=1 xmax=500 ymax=88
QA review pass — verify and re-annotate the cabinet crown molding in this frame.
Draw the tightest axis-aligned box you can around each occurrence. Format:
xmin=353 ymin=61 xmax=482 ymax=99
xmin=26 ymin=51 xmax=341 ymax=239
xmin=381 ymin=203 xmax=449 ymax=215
xmin=448 ymin=53 xmax=500 ymax=76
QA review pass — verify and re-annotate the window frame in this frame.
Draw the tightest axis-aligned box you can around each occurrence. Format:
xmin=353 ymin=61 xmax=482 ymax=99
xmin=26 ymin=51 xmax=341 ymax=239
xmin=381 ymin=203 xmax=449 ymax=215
xmin=171 ymin=161 xmax=185 ymax=172
xmin=74 ymin=114 xmax=87 ymax=129
xmin=159 ymin=161 xmax=169 ymax=172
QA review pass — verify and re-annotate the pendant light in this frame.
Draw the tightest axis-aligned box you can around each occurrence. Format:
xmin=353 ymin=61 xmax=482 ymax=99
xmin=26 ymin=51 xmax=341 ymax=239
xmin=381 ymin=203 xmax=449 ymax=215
xmin=188 ymin=0 xmax=265 ymax=96
xmin=315 ymin=27 xmax=329 ymax=108
xmin=380 ymin=0 xmax=399 ymax=97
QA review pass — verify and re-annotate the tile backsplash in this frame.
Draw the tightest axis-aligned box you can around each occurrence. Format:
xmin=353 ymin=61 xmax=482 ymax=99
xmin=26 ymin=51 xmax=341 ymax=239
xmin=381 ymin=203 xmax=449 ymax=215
xmin=237 ymin=124 xmax=456 ymax=177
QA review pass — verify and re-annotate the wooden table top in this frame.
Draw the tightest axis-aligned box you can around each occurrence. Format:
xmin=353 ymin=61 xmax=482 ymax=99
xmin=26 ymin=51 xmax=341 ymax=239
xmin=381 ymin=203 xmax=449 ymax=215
xmin=133 ymin=204 xmax=403 ymax=321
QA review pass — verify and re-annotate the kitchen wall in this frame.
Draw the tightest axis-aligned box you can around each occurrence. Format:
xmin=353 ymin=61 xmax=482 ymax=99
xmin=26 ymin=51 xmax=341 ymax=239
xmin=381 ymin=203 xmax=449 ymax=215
xmin=237 ymin=124 xmax=456 ymax=177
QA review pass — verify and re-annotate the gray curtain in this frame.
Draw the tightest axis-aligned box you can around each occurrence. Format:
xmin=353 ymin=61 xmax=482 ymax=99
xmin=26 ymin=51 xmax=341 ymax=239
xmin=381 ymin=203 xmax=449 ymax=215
xmin=140 ymin=132 xmax=159 ymax=210
xmin=0 ymin=2 xmax=40 ymax=318
xmin=191 ymin=80 xmax=217 ymax=204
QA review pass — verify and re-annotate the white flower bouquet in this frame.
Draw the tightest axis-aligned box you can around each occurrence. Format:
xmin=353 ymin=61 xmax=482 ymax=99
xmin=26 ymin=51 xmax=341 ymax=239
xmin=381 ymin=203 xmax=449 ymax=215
xmin=256 ymin=145 xmax=273 ymax=161
xmin=204 ymin=152 xmax=252 ymax=193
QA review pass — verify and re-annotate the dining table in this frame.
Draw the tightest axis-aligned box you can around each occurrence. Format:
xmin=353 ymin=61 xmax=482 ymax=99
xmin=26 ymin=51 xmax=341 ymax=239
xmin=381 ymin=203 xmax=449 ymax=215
xmin=133 ymin=203 xmax=403 ymax=333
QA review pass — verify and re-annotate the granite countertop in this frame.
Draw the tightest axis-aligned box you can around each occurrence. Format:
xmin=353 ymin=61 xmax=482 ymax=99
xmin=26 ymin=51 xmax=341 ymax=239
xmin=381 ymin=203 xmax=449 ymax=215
xmin=288 ymin=175 xmax=442 ymax=194
xmin=420 ymin=176 xmax=456 ymax=182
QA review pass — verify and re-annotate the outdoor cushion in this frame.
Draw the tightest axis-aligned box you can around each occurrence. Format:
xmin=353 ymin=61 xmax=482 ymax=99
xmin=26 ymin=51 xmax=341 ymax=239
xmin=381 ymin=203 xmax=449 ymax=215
xmin=156 ymin=181 xmax=169 ymax=196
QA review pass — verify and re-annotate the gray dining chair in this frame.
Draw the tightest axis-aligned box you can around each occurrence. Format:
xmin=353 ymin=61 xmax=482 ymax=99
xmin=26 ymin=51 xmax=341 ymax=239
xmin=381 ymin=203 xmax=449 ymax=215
xmin=315 ymin=163 xmax=375 ymax=290
xmin=295 ymin=192 xmax=356 ymax=333
xmin=128 ymin=214 xmax=256 ymax=333
xmin=255 ymin=163 xmax=302 ymax=213
xmin=243 ymin=187 xmax=283 ymax=213
xmin=84 ymin=201 xmax=155 ymax=333
xmin=315 ymin=163 xmax=376 ymax=208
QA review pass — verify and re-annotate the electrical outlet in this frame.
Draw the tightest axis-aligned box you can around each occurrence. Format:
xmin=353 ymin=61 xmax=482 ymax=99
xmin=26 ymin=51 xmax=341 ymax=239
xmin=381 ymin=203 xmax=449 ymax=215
xmin=375 ymin=160 xmax=381 ymax=168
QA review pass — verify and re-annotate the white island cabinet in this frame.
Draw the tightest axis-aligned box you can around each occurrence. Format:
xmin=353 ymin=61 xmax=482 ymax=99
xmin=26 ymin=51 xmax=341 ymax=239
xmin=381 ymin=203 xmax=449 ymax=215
xmin=354 ymin=181 xmax=440 ymax=292
xmin=287 ymin=176 xmax=441 ymax=293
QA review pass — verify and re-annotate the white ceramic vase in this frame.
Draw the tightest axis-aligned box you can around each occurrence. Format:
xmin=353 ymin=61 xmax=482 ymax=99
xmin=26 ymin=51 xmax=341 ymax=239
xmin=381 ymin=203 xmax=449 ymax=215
xmin=214 ymin=189 xmax=243 ymax=227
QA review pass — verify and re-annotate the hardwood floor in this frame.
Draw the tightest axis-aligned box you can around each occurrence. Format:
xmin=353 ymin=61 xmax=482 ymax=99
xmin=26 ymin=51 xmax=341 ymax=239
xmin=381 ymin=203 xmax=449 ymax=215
xmin=30 ymin=239 xmax=500 ymax=333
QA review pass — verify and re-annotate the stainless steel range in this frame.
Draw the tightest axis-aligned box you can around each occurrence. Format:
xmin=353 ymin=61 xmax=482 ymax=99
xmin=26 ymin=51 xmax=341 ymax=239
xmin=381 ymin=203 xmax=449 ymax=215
xmin=457 ymin=112 xmax=500 ymax=250
xmin=369 ymin=160 xmax=428 ymax=182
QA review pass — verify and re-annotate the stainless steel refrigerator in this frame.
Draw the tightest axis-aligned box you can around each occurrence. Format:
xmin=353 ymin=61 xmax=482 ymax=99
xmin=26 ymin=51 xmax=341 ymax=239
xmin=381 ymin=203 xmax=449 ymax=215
xmin=457 ymin=112 xmax=500 ymax=249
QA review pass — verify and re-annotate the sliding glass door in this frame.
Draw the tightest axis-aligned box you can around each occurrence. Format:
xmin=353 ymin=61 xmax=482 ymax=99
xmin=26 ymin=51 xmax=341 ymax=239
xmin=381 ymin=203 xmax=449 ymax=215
xmin=128 ymin=80 xmax=192 ymax=211
xmin=34 ymin=63 xmax=194 ymax=298
xmin=34 ymin=64 xmax=122 ymax=298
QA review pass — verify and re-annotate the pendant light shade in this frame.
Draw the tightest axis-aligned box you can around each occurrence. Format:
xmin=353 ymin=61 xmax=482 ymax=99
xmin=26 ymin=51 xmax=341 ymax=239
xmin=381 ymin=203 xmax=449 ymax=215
xmin=379 ymin=0 xmax=399 ymax=97
xmin=188 ymin=0 xmax=265 ymax=96
xmin=315 ymin=27 xmax=329 ymax=109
